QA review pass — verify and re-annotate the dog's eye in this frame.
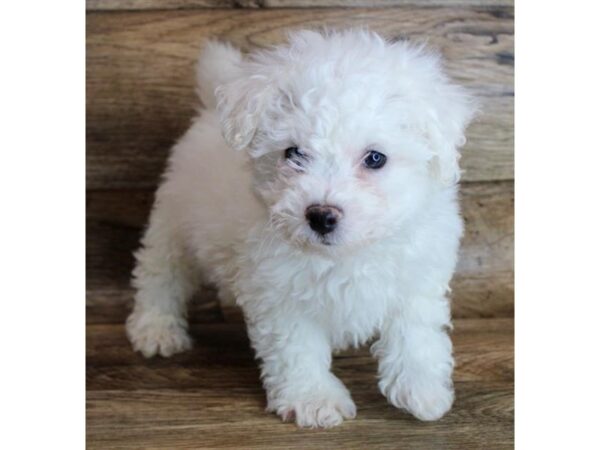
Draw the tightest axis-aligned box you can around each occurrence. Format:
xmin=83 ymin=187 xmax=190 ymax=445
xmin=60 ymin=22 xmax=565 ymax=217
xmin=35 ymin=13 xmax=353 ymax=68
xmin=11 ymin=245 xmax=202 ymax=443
xmin=284 ymin=146 xmax=308 ymax=170
xmin=284 ymin=146 xmax=302 ymax=160
xmin=363 ymin=150 xmax=387 ymax=169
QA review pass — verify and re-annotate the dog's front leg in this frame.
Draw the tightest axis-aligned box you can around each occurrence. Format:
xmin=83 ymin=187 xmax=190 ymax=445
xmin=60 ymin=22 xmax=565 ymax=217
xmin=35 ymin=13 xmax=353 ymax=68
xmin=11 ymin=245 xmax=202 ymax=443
xmin=373 ymin=298 xmax=454 ymax=421
xmin=246 ymin=316 xmax=356 ymax=428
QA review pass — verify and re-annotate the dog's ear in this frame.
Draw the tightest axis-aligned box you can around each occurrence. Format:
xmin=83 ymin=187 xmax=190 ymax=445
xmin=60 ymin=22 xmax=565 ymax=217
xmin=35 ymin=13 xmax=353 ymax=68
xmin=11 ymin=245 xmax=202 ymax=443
xmin=390 ymin=42 xmax=477 ymax=184
xmin=424 ymin=79 xmax=476 ymax=185
xmin=215 ymin=72 xmax=273 ymax=152
xmin=414 ymin=65 xmax=477 ymax=184
xmin=196 ymin=40 xmax=272 ymax=151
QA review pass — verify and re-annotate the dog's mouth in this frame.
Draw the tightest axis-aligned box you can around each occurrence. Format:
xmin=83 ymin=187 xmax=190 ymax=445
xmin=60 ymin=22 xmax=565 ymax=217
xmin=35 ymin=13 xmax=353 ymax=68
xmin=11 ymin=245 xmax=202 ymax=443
xmin=319 ymin=239 xmax=332 ymax=246
xmin=308 ymin=231 xmax=339 ymax=248
xmin=319 ymin=236 xmax=333 ymax=246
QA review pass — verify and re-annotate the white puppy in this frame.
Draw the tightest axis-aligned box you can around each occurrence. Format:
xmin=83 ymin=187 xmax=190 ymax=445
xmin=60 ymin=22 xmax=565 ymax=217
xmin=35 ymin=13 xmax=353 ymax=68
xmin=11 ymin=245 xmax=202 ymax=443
xmin=126 ymin=29 xmax=475 ymax=428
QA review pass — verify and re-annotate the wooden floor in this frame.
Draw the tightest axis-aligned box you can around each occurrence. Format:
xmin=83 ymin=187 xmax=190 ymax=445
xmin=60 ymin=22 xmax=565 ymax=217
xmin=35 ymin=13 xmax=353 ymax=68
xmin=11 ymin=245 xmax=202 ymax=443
xmin=87 ymin=312 xmax=513 ymax=449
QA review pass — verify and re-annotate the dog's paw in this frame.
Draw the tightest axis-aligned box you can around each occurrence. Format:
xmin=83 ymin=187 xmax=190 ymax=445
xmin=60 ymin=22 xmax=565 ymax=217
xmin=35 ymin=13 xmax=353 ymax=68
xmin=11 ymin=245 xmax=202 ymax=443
xmin=380 ymin=376 xmax=454 ymax=421
xmin=126 ymin=311 xmax=192 ymax=358
xmin=269 ymin=387 xmax=356 ymax=428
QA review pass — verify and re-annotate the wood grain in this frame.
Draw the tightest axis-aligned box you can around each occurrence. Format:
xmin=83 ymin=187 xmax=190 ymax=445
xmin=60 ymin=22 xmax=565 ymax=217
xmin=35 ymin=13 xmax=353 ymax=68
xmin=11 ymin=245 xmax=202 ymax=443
xmin=267 ymin=0 xmax=514 ymax=6
xmin=87 ymin=0 xmax=248 ymax=9
xmin=86 ymin=7 xmax=513 ymax=189
xmin=88 ymin=320 xmax=514 ymax=388
xmin=86 ymin=181 xmax=513 ymax=322
xmin=87 ymin=0 xmax=514 ymax=10
xmin=86 ymin=319 xmax=514 ymax=449
xmin=454 ymin=180 xmax=513 ymax=317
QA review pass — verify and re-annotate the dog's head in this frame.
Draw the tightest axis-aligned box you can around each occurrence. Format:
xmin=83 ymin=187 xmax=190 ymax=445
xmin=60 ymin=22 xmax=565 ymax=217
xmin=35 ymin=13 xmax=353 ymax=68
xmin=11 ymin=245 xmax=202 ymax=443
xmin=216 ymin=30 xmax=475 ymax=251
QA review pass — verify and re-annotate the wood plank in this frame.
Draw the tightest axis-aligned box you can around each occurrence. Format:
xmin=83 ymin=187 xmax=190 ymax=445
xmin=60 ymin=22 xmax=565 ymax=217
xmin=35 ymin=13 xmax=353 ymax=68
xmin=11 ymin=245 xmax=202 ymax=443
xmin=454 ymin=180 xmax=514 ymax=317
xmin=86 ymin=181 xmax=514 ymax=322
xmin=87 ymin=384 xmax=513 ymax=449
xmin=86 ymin=287 xmax=224 ymax=324
xmin=86 ymin=8 xmax=513 ymax=189
xmin=267 ymin=0 xmax=514 ymax=6
xmin=87 ymin=0 xmax=514 ymax=10
xmin=87 ymin=0 xmax=248 ymax=10
xmin=86 ymin=319 xmax=514 ymax=448
xmin=87 ymin=320 xmax=514 ymax=389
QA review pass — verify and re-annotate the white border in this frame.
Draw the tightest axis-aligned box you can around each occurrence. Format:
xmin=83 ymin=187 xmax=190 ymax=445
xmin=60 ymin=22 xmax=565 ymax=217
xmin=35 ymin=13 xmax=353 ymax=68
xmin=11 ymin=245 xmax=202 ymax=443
xmin=0 ymin=1 xmax=85 ymax=448
xmin=517 ymin=1 xmax=600 ymax=448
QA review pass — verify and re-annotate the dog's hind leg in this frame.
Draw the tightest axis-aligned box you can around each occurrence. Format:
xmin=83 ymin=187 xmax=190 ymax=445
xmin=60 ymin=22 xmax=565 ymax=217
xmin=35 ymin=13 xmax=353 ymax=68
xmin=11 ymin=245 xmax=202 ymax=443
xmin=126 ymin=203 xmax=198 ymax=358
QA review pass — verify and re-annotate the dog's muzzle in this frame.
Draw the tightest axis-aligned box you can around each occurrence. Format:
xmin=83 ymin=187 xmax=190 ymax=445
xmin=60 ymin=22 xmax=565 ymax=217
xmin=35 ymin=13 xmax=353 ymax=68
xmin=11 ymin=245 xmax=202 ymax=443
xmin=305 ymin=205 xmax=343 ymax=236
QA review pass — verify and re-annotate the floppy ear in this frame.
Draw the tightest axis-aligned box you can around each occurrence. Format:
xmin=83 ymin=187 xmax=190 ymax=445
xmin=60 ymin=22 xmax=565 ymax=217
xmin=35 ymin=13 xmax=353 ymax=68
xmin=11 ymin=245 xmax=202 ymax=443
xmin=215 ymin=73 xmax=273 ymax=152
xmin=196 ymin=40 xmax=244 ymax=110
xmin=425 ymin=80 xmax=477 ymax=185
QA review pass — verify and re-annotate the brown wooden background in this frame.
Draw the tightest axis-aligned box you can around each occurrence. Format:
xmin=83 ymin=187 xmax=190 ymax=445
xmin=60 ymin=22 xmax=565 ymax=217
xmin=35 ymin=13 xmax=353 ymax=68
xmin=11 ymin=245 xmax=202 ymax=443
xmin=86 ymin=1 xmax=513 ymax=447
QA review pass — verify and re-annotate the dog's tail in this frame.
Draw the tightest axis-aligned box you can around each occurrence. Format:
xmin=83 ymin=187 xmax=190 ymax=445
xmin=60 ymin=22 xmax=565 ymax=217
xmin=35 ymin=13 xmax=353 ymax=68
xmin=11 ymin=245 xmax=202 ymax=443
xmin=196 ymin=40 xmax=243 ymax=110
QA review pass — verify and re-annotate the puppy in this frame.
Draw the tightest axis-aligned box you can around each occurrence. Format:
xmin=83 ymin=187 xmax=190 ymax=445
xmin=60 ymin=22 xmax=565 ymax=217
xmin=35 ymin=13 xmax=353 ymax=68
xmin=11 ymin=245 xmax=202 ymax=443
xmin=126 ymin=29 xmax=475 ymax=428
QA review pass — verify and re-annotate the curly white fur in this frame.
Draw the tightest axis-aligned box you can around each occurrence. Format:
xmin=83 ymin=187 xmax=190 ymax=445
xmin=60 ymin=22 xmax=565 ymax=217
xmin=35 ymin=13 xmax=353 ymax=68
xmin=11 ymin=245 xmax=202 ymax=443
xmin=126 ymin=29 xmax=475 ymax=428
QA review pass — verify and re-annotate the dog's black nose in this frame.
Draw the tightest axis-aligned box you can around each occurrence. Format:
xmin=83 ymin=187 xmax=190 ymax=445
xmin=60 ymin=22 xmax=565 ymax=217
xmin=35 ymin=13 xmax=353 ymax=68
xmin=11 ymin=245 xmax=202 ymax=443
xmin=305 ymin=205 xmax=342 ymax=235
